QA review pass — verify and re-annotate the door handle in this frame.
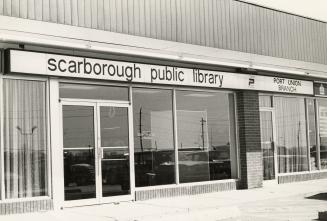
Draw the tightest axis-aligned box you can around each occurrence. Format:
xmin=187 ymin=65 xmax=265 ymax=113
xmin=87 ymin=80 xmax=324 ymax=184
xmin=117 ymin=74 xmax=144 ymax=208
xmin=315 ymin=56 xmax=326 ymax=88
xmin=98 ymin=147 xmax=104 ymax=159
xmin=97 ymin=148 xmax=103 ymax=177
xmin=101 ymin=148 xmax=104 ymax=159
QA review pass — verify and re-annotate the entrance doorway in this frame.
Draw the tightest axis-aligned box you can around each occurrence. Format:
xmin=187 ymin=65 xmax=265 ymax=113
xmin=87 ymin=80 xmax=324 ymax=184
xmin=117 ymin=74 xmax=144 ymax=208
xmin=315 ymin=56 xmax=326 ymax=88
xmin=260 ymin=109 xmax=277 ymax=182
xmin=61 ymin=100 xmax=133 ymax=206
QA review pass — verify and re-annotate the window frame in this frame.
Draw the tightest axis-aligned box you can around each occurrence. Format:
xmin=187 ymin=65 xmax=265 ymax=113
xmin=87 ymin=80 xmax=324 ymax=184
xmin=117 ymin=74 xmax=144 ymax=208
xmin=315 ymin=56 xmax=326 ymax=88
xmin=259 ymin=93 xmax=327 ymax=178
xmin=0 ymin=74 xmax=52 ymax=202
xmin=315 ymin=98 xmax=327 ymax=171
xmin=132 ymin=87 xmax=176 ymax=187
xmin=175 ymin=89 xmax=237 ymax=183
xmin=131 ymin=85 xmax=239 ymax=189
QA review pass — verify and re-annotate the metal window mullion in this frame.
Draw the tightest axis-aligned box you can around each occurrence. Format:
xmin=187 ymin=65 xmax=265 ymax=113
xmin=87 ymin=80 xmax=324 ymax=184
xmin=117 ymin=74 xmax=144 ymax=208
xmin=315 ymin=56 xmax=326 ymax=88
xmin=316 ymin=99 xmax=321 ymax=170
xmin=129 ymin=85 xmax=135 ymax=199
xmin=45 ymin=79 xmax=52 ymax=198
xmin=95 ymin=103 xmax=101 ymax=201
xmin=305 ymin=98 xmax=311 ymax=171
xmin=0 ymin=75 xmax=5 ymax=200
xmin=272 ymin=95 xmax=279 ymax=177
xmin=172 ymin=89 xmax=179 ymax=184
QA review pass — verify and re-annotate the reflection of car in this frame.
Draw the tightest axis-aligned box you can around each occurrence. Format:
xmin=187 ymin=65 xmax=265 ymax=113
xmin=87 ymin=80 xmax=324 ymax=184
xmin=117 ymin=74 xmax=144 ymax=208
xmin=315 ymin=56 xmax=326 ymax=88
xmin=134 ymin=150 xmax=175 ymax=187
xmin=178 ymin=149 xmax=210 ymax=183
xmin=70 ymin=164 xmax=95 ymax=186
xmin=102 ymin=159 xmax=130 ymax=192
xmin=180 ymin=147 xmax=231 ymax=182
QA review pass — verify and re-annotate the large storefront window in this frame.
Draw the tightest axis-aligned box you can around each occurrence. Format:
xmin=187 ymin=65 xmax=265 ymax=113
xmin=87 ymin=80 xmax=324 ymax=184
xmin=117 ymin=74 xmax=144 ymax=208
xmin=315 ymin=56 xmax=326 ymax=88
xmin=3 ymin=79 xmax=48 ymax=199
xmin=133 ymin=88 xmax=175 ymax=187
xmin=275 ymin=97 xmax=308 ymax=173
xmin=318 ymin=100 xmax=327 ymax=169
xmin=176 ymin=91 xmax=235 ymax=183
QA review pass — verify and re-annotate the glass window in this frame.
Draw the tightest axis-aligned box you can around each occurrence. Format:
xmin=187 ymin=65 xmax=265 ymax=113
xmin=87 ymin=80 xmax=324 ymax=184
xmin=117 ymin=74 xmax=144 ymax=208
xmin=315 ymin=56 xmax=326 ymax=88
xmin=59 ymin=83 xmax=129 ymax=100
xmin=260 ymin=111 xmax=275 ymax=180
xmin=259 ymin=95 xmax=273 ymax=107
xmin=275 ymin=96 xmax=308 ymax=173
xmin=3 ymin=79 xmax=48 ymax=199
xmin=307 ymin=99 xmax=318 ymax=170
xmin=176 ymin=91 xmax=235 ymax=183
xmin=318 ymin=99 xmax=327 ymax=170
xmin=133 ymin=88 xmax=175 ymax=187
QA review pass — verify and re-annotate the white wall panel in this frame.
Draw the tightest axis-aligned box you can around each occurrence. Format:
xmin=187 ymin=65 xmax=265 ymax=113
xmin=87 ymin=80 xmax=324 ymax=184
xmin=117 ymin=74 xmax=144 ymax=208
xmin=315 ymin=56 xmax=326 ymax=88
xmin=0 ymin=0 xmax=326 ymax=65
xmin=42 ymin=0 xmax=50 ymax=21
xmin=49 ymin=0 xmax=57 ymax=22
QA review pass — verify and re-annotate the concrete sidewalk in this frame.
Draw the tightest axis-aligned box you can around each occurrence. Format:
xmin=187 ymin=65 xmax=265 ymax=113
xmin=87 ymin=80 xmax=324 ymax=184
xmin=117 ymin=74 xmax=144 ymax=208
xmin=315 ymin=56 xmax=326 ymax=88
xmin=2 ymin=179 xmax=327 ymax=221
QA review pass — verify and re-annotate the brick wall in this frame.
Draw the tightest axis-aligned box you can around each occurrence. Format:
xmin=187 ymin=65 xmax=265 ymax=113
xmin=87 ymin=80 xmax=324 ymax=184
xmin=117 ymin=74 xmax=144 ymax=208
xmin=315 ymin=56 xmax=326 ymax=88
xmin=236 ymin=91 xmax=263 ymax=189
xmin=278 ymin=171 xmax=327 ymax=184
xmin=135 ymin=180 xmax=237 ymax=201
xmin=0 ymin=199 xmax=53 ymax=215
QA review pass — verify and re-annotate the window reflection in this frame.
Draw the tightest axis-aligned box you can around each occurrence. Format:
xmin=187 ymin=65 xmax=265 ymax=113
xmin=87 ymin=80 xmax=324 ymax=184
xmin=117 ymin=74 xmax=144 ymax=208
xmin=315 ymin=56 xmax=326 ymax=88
xmin=63 ymin=105 xmax=96 ymax=201
xmin=100 ymin=107 xmax=130 ymax=196
xmin=133 ymin=88 xmax=175 ymax=187
xmin=176 ymin=91 xmax=233 ymax=183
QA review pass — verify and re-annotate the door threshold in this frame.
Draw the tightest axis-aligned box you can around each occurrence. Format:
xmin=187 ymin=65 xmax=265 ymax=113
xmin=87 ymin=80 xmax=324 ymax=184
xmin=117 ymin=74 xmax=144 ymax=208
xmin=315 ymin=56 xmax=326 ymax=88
xmin=63 ymin=195 xmax=134 ymax=208
xmin=263 ymin=179 xmax=278 ymax=187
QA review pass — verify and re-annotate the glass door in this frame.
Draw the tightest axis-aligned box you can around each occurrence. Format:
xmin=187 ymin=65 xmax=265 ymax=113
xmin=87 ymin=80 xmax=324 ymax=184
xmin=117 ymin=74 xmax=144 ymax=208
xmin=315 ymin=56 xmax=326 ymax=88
xmin=63 ymin=104 xmax=97 ymax=202
xmin=260 ymin=110 xmax=276 ymax=181
xmin=61 ymin=101 xmax=132 ymax=206
xmin=98 ymin=105 xmax=131 ymax=200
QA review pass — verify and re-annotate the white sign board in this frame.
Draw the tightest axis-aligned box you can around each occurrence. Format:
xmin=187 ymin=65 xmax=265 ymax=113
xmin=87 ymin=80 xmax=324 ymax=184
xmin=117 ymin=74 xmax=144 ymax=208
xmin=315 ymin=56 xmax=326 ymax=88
xmin=8 ymin=50 xmax=313 ymax=95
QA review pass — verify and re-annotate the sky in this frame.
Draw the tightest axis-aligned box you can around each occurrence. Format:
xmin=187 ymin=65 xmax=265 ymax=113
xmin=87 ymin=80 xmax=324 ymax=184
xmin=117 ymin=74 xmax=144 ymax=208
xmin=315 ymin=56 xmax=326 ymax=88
xmin=242 ymin=0 xmax=327 ymax=22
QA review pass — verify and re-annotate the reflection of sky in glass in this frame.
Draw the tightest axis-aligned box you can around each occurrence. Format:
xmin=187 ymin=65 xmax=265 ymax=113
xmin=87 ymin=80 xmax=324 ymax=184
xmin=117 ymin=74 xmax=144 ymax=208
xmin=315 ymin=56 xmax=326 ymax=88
xmin=176 ymin=91 xmax=231 ymax=149
xmin=63 ymin=106 xmax=95 ymax=148
xmin=133 ymin=88 xmax=174 ymax=152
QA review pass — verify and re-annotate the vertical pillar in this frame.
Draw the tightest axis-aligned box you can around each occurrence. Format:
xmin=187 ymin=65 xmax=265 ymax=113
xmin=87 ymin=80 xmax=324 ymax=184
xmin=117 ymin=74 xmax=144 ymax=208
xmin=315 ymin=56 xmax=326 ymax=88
xmin=237 ymin=91 xmax=263 ymax=189
xmin=49 ymin=78 xmax=64 ymax=210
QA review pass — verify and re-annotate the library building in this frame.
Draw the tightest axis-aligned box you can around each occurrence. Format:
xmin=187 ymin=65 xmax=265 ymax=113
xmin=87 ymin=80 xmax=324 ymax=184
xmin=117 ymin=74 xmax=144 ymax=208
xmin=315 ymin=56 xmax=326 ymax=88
xmin=0 ymin=0 xmax=327 ymax=214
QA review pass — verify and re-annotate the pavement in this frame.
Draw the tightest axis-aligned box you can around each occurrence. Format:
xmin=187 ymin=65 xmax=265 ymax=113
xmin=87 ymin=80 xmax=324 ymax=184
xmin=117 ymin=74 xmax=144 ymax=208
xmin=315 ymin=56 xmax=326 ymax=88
xmin=1 ymin=179 xmax=327 ymax=221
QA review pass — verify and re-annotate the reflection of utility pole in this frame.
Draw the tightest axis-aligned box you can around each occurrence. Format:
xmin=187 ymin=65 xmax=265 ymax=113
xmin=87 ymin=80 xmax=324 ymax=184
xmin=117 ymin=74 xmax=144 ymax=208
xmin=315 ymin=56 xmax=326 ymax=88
xmin=200 ymin=118 xmax=206 ymax=150
xmin=138 ymin=107 xmax=144 ymax=164
xmin=210 ymin=127 xmax=213 ymax=150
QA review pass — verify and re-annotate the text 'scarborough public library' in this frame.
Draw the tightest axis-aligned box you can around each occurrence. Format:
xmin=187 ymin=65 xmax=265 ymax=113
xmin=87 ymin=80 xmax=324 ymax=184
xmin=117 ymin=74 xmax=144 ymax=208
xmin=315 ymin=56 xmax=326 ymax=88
xmin=0 ymin=0 xmax=327 ymax=214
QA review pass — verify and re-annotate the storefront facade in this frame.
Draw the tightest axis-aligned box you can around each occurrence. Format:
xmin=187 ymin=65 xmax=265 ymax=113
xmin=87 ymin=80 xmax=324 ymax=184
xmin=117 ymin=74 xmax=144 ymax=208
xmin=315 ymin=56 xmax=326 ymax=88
xmin=0 ymin=0 xmax=327 ymax=215
xmin=0 ymin=47 xmax=323 ymax=212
